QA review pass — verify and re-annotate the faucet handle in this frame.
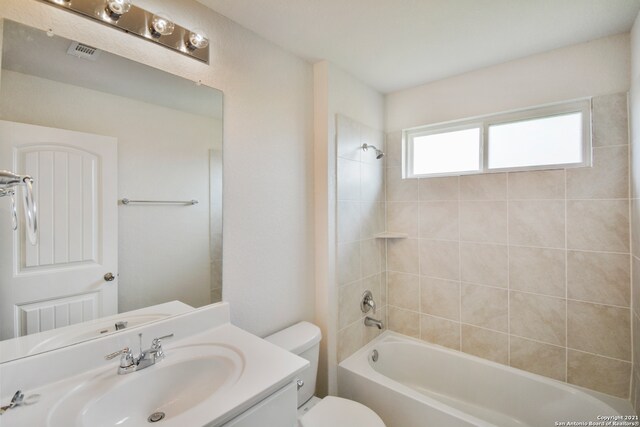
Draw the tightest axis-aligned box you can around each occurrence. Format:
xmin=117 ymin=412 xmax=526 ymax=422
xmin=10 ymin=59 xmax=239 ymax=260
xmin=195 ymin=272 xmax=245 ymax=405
xmin=105 ymin=347 xmax=134 ymax=368
xmin=361 ymin=290 xmax=376 ymax=314
xmin=105 ymin=347 xmax=130 ymax=360
xmin=151 ymin=333 xmax=174 ymax=349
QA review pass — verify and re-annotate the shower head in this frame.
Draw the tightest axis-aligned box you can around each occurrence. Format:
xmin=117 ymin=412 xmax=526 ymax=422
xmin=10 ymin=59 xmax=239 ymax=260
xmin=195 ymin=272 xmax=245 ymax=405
xmin=361 ymin=143 xmax=385 ymax=159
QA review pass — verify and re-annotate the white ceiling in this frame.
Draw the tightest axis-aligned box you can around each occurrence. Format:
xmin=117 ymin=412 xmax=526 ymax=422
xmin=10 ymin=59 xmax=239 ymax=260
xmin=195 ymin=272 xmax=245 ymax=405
xmin=197 ymin=0 xmax=640 ymax=93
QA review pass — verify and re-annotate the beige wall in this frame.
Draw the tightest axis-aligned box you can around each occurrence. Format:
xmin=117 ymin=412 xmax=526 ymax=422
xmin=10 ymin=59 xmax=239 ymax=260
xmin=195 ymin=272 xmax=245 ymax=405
xmin=383 ymin=93 xmax=632 ymax=398
xmin=629 ymin=11 xmax=640 ymax=414
xmin=386 ymin=33 xmax=630 ymax=132
xmin=0 ymin=0 xmax=315 ymax=338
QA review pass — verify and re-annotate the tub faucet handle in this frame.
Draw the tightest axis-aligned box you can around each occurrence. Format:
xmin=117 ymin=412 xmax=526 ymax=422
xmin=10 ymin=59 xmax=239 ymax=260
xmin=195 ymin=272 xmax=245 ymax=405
xmin=361 ymin=290 xmax=376 ymax=314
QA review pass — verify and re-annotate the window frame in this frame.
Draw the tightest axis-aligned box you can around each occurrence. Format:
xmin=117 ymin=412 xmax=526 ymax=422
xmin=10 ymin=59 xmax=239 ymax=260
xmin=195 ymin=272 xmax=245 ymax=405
xmin=403 ymin=99 xmax=592 ymax=179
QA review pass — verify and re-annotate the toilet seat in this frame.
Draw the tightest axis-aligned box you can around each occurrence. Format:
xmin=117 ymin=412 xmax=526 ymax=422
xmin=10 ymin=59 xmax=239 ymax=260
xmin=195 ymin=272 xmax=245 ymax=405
xmin=299 ymin=396 xmax=386 ymax=427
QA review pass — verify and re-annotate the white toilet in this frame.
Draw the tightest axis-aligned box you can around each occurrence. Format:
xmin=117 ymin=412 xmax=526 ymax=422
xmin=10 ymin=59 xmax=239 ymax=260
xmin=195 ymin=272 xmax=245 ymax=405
xmin=265 ymin=321 xmax=386 ymax=427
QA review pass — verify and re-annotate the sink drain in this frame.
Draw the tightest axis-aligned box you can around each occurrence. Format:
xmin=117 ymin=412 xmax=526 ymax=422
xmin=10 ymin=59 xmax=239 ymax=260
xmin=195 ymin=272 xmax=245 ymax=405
xmin=147 ymin=412 xmax=165 ymax=423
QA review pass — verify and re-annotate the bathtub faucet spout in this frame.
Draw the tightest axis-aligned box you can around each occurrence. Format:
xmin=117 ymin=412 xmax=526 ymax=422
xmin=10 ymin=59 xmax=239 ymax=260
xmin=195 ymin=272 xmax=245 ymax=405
xmin=365 ymin=316 xmax=384 ymax=330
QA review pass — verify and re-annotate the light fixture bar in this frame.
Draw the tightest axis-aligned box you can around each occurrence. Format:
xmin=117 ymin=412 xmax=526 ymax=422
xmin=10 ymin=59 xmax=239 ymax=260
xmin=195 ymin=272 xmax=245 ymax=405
xmin=38 ymin=0 xmax=210 ymax=64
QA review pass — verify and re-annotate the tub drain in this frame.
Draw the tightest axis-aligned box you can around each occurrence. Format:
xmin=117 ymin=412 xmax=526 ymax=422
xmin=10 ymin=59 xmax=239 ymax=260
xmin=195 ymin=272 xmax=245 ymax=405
xmin=371 ymin=349 xmax=379 ymax=362
xmin=147 ymin=412 xmax=165 ymax=423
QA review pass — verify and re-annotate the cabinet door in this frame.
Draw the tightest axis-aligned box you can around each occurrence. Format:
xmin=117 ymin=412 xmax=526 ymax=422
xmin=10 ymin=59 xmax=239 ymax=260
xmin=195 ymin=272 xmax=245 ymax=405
xmin=221 ymin=382 xmax=297 ymax=427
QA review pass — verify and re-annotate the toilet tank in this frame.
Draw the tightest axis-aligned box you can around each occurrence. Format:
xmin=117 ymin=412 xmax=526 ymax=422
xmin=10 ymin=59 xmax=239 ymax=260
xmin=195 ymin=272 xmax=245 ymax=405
xmin=265 ymin=321 xmax=322 ymax=407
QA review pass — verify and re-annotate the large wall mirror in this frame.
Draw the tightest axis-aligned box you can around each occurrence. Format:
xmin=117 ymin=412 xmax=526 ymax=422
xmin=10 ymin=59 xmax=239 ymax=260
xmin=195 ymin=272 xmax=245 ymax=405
xmin=0 ymin=20 xmax=223 ymax=362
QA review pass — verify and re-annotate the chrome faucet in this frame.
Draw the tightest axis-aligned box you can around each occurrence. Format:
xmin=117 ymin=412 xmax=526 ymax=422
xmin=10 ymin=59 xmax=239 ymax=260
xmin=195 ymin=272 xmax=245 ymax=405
xmin=105 ymin=333 xmax=173 ymax=374
xmin=365 ymin=317 xmax=384 ymax=330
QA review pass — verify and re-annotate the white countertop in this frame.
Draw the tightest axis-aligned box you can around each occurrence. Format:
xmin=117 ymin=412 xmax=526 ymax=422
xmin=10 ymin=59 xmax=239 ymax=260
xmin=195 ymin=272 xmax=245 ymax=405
xmin=0 ymin=303 xmax=308 ymax=427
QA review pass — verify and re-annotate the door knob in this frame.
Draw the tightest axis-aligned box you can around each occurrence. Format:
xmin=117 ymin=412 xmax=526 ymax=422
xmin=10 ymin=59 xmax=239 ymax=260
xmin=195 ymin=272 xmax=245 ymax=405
xmin=104 ymin=272 xmax=116 ymax=282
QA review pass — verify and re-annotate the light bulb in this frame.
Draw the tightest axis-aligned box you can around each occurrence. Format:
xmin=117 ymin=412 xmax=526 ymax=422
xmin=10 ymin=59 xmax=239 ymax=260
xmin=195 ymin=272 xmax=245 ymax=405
xmin=150 ymin=14 xmax=175 ymax=38
xmin=105 ymin=0 xmax=132 ymax=20
xmin=187 ymin=31 xmax=209 ymax=50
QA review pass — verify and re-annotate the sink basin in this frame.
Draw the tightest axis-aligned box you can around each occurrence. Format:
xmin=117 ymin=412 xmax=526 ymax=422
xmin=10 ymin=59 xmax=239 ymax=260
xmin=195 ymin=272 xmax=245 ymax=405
xmin=47 ymin=344 xmax=244 ymax=427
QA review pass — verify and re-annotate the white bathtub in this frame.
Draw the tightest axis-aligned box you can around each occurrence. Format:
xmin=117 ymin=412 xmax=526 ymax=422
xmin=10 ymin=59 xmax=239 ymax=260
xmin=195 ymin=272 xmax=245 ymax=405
xmin=338 ymin=332 xmax=636 ymax=427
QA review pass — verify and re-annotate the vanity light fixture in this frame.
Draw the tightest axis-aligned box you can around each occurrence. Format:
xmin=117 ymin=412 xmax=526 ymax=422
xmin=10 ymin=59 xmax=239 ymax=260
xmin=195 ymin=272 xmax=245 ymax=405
xmin=187 ymin=31 xmax=209 ymax=51
xmin=150 ymin=15 xmax=175 ymax=38
xmin=105 ymin=0 xmax=132 ymax=21
xmin=38 ymin=0 xmax=210 ymax=63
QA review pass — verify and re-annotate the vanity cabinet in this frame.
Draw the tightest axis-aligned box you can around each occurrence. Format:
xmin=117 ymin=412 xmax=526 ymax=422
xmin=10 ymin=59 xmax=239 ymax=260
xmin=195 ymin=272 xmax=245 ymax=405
xmin=221 ymin=382 xmax=297 ymax=427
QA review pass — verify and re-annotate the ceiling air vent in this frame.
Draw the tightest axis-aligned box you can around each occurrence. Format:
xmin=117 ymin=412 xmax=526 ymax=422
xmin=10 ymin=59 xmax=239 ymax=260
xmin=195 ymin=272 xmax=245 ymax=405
xmin=66 ymin=41 xmax=101 ymax=61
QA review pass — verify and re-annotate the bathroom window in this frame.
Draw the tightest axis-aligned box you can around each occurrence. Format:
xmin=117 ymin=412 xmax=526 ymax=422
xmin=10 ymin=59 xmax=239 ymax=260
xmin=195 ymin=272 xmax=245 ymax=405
xmin=404 ymin=99 xmax=591 ymax=178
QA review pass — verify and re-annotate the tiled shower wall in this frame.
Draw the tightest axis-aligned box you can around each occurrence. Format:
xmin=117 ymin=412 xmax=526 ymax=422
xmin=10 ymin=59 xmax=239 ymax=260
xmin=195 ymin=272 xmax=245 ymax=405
xmin=336 ymin=115 xmax=387 ymax=362
xmin=384 ymin=93 xmax=633 ymax=398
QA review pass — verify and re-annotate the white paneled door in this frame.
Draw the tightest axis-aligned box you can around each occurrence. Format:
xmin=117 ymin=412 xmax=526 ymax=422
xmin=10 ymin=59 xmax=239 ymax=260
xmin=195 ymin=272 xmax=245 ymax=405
xmin=0 ymin=120 xmax=117 ymax=340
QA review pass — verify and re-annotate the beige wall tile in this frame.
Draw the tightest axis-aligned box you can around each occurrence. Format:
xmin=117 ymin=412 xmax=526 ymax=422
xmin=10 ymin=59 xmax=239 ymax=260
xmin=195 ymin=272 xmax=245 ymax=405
xmin=419 ymin=201 xmax=459 ymax=240
xmin=361 ymin=239 xmax=382 ymax=278
xmin=634 ymin=313 xmax=640 ymax=375
xmin=461 ymin=324 xmax=509 ymax=364
xmin=385 ymin=131 xmax=402 ymax=168
xmin=421 ymin=315 xmax=460 ymax=350
xmin=420 ymin=176 xmax=459 ymax=201
xmin=633 ymin=371 xmax=640 ymax=415
xmin=362 ymin=162 xmax=385 ymax=202
xmin=337 ymin=115 xmax=361 ymax=162
xmin=568 ymin=350 xmax=631 ymax=398
xmin=567 ymin=200 xmax=630 ymax=252
xmin=510 ymin=291 xmax=566 ymax=346
xmin=338 ymin=280 xmax=364 ymax=329
xmin=388 ymin=271 xmax=419 ymax=311
xmin=388 ymin=306 xmax=420 ymax=338
xmin=633 ymin=254 xmax=640 ymax=316
xmin=567 ymin=146 xmax=629 ymax=199
xmin=420 ymin=240 xmax=460 ymax=280
xmin=567 ymin=300 xmax=631 ymax=360
xmin=567 ymin=251 xmax=630 ymax=307
xmin=510 ymin=336 xmax=566 ymax=381
xmin=592 ymin=93 xmax=629 ymax=147
xmin=387 ymin=167 xmax=418 ymax=201
xmin=460 ymin=201 xmax=508 ymax=244
xmin=387 ymin=202 xmax=418 ymax=237
xmin=338 ymin=157 xmax=360 ymax=201
xmin=509 ymin=200 xmax=565 ymax=249
xmin=381 ymin=271 xmax=388 ymax=306
xmin=387 ymin=238 xmax=419 ymax=274
xmin=338 ymin=321 xmax=363 ymax=362
xmin=460 ymin=173 xmax=507 ymax=201
xmin=508 ymin=170 xmax=565 ymax=200
xmin=338 ymin=201 xmax=361 ymax=243
xmin=633 ymin=200 xmax=640 ymax=258
xmin=460 ymin=242 xmax=508 ymax=288
xmin=421 ymin=276 xmax=460 ymax=321
xmin=361 ymin=201 xmax=385 ymax=239
xmin=461 ymin=283 xmax=508 ymax=332
xmin=509 ymin=246 xmax=566 ymax=297
xmin=338 ymin=241 xmax=360 ymax=285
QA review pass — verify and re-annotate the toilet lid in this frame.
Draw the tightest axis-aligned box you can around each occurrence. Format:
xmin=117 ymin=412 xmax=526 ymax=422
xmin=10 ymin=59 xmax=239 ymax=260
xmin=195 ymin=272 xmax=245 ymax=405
xmin=299 ymin=397 xmax=386 ymax=427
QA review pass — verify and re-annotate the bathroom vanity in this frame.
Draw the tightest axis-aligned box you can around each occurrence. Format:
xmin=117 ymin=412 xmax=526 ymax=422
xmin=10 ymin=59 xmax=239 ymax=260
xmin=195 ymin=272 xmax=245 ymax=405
xmin=0 ymin=303 xmax=308 ymax=426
